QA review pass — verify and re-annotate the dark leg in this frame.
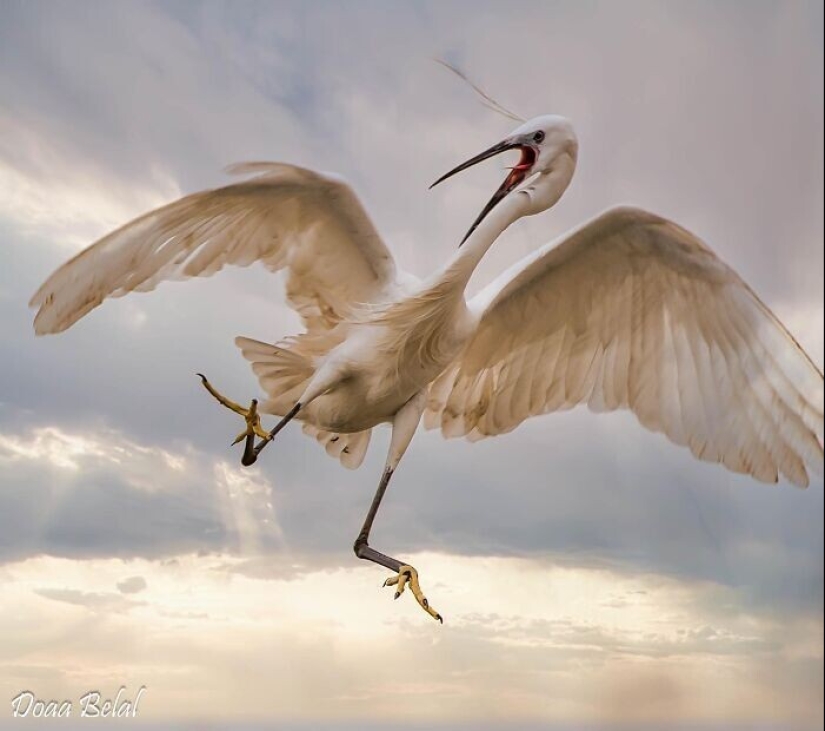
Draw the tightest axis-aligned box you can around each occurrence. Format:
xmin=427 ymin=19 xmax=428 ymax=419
xmin=352 ymin=462 xmax=442 ymax=623
xmin=353 ymin=467 xmax=403 ymax=572
xmin=348 ymin=391 xmax=442 ymax=621
xmin=242 ymin=402 xmax=301 ymax=466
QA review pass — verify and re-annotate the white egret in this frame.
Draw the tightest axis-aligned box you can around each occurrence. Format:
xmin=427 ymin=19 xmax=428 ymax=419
xmin=31 ymin=115 xmax=824 ymax=622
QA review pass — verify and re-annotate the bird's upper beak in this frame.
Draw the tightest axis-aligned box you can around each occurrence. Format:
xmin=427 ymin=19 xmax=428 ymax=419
xmin=430 ymin=137 xmax=537 ymax=246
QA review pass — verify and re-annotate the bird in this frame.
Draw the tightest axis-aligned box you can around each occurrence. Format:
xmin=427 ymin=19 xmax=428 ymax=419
xmin=30 ymin=114 xmax=824 ymax=623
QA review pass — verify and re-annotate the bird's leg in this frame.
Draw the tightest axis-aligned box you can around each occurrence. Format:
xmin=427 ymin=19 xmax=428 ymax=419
xmin=206 ymin=361 xmax=347 ymax=466
xmin=354 ymin=466 xmax=442 ymax=623
xmin=242 ymin=403 xmax=301 ymax=466
xmin=197 ymin=373 xmax=301 ymax=466
xmin=352 ymin=393 xmax=442 ymax=623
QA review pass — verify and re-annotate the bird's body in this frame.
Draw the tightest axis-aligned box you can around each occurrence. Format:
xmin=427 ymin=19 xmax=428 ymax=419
xmin=313 ymin=300 xmax=472 ymax=433
xmin=233 ymin=262 xmax=474 ymax=439
xmin=31 ymin=114 xmax=824 ymax=620
xmin=271 ymin=299 xmax=471 ymax=435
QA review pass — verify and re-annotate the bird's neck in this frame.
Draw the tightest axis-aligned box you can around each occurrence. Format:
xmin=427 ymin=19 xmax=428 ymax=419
xmin=436 ymin=192 xmax=531 ymax=292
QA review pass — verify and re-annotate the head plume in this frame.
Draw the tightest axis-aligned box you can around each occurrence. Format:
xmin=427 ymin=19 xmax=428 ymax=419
xmin=435 ymin=59 xmax=525 ymax=124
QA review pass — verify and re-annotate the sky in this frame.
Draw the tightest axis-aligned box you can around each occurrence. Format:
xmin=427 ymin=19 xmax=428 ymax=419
xmin=0 ymin=1 xmax=823 ymax=729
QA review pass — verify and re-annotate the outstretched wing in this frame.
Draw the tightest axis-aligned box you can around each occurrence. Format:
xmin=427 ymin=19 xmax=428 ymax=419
xmin=31 ymin=163 xmax=403 ymax=334
xmin=425 ymin=206 xmax=824 ymax=487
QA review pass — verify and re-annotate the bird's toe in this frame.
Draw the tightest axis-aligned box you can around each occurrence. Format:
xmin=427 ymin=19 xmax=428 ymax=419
xmin=382 ymin=564 xmax=443 ymax=623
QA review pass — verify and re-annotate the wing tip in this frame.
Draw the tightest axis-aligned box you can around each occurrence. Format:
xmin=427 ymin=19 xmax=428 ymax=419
xmin=31 ymin=308 xmax=60 ymax=336
xmin=784 ymin=471 xmax=809 ymax=489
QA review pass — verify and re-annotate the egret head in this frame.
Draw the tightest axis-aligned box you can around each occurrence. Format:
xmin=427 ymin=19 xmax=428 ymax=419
xmin=431 ymin=115 xmax=578 ymax=245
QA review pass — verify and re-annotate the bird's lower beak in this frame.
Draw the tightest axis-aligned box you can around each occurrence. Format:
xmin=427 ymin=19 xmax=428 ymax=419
xmin=430 ymin=139 xmax=534 ymax=246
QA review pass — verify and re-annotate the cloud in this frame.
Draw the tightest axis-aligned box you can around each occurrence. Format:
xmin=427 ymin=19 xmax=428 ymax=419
xmin=0 ymin=424 xmax=285 ymax=563
xmin=0 ymin=417 xmax=820 ymax=621
xmin=116 ymin=576 xmax=147 ymax=595
xmin=0 ymin=552 xmax=820 ymax=728
xmin=33 ymin=587 xmax=139 ymax=613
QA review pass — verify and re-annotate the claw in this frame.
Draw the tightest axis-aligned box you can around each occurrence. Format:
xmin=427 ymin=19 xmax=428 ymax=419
xmin=197 ymin=373 xmax=249 ymax=415
xmin=384 ymin=565 xmax=443 ymax=623
xmin=395 ymin=569 xmax=409 ymax=599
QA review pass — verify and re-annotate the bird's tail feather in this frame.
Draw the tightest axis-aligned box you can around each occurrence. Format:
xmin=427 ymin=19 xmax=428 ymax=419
xmin=235 ymin=336 xmax=313 ymax=415
xmin=301 ymin=423 xmax=371 ymax=470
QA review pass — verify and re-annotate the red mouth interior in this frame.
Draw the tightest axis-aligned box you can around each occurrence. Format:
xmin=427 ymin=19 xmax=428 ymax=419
xmin=503 ymin=145 xmax=536 ymax=190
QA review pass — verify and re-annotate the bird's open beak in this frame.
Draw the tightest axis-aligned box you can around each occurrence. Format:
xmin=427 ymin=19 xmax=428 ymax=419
xmin=430 ymin=139 xmax=536 ymax=246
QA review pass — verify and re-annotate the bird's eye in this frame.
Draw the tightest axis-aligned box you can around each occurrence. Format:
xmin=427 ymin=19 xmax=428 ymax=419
xmin=532 ymin=131 xmax=545 ymax=143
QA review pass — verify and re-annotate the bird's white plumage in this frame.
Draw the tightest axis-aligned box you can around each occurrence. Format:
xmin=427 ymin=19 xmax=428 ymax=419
xmin=30 ymin=115 xmax=824 ymax=489
xmin=425 ymin=206 xmax=823 ymax=486
xmin=30 ymin=163 xmax=402 ymax=335
xmin=301 ymin=422 xmax=372 ymax=470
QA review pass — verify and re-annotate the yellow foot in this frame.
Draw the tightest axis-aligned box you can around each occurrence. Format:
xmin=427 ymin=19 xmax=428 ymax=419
xmin=197 ymin=373 xmax=269 ymax=444
xmin=383 ymin=564 xmax=443 ymax=623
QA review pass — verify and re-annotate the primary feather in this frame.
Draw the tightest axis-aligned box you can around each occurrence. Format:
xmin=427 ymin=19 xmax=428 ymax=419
xmin=425 ymin=206 xmax=824 ymax=487
xmin=30 ymin=163 xmax=400 ymax=335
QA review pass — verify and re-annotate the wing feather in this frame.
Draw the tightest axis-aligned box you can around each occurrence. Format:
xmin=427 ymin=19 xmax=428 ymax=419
xmin=31 ymin=163 xmax=403 ymax=334
xmin=427 ymin=206 xmax=823 ymax=487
